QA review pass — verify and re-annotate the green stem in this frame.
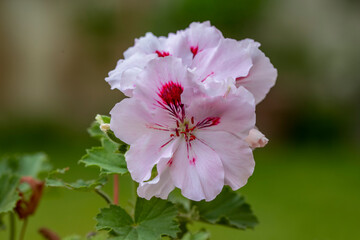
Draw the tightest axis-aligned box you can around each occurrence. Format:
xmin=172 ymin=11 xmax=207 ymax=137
xmin=94 ymin=189 xmax=112 ymax=204
xmin=9 ymin=212 xmax=15 ymax=240
xmin=113 ymin=174 xmax=119 ymax=205
xmin=19 ymin=218 xmax=28 ymax=240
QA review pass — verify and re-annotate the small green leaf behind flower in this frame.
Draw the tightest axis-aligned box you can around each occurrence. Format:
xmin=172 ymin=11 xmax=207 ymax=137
xmin=191 ymin=187 xmax=258 ymax=230
xmin=79 ymin=138 xmax=128 ymax=175
xmin=79 ymin=115 xmax=129 ymax=175
xmin=96 ymin=197 xmax=180 ymax=240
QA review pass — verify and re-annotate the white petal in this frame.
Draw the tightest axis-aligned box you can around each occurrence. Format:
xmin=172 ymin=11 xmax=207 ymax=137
xmin=124 ymin=32 xmax=168 ymax=59
xmin=110 ymin=98 xmax=153 ymax=144
xmin=196 ymin=131 xmax=255 ymax=190
xmin=185 ymin=87 xmax=255 ymax=138
xmin=126 ymin=132 xmax=178 ymax=183
xmin=105 ymin=53 xmax=155 ymax=96
xmin=168 ymin=21 xmax=223 ymax=66
xmin=133 ymin=57 xmax=197 ymax=108
xmin=137 ymin=157 xmax=176 ymax=200
xmin=170 ymin=140 xmax=224 ymax=201
xmin=192 ymin=38 xmax=252 ymax=84
xmin=236 ymin=39 xmax=277 ymax=104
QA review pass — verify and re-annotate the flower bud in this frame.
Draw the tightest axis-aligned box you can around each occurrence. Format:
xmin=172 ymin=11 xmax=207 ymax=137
xmin=100 ymin=123 xmax=111 ymax=132
xmin=246 ymin=129 xmax=269 ymax=148
xmin=15 ymin=176 xmax=44 ymax=219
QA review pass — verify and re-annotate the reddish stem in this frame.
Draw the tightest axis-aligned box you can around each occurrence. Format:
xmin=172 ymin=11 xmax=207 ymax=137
xmin=113 ymin=174 xmax=119 ymax=205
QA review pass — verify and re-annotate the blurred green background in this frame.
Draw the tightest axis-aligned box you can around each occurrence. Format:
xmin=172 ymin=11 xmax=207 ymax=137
xmin=0 ymin=0 xmax=359 ymax=239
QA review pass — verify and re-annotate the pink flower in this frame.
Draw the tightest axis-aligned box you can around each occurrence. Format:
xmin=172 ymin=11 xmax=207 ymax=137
xmin=110 ymin=57 xmax=256 ymax=201
xmin=105 ymin=21 xmax=276 ymax=102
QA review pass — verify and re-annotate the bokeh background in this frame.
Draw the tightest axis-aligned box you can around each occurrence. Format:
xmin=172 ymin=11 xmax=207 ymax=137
xmin=1 ymin=0 xmax=359 ymax=239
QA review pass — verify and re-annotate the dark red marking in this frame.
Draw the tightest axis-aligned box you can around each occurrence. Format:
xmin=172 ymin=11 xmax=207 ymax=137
xmin=160 ymin=138 xmax=174 ymax=149
xmin=190 ymin=46 xmax=198 ymax=58
xmin=197 ymin=117 xmax=221 ymax=129
xmin=158 ymin=81 xmax=183 ymax=107
xmin=190 ymin=157 xmax=196 ymax=165
xmin=155 ymin=50 xmax=170 ymax=57
xmin=191 ymin=116 xmax=194 ymax=124
xmin=167 ymin=158 xmax=173 ymax=166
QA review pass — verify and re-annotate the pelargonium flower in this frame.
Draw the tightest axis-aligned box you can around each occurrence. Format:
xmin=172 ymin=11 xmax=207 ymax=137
xmin=110 ymin=57 xmax=256 ymax=201
xmin=106 ymin=21 xmax=277 ymax=104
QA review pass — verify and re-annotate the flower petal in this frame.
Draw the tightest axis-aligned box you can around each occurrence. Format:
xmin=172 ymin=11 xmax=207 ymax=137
xmin=168 ymin=21 xmax=223 ymax=66
xmin=236 ymin=39 xmax=277 ymax=104
xmin=105 ymin=53 xmax=155 ymax=96
xmin=133 ymin=57 xmax=197 ymax=108
xmin=170 ymin=140 xmax=224 ymax=201
xmin=126 ymin=131 xmax=179 ymax=183
xmin=186 ymin=87 xmax=256 ymax=138
xmin=110 ymin=97 xmax=175 ymax=144
xmin=196 ymin=131 xmax=255 ymax=190
xmin=192 ymin=38 xmax=253 ymax=84
xmin=137 ymin=157 xmax=176 ymax=200
xmin=110 ymin=98 xmax=154 ymax=144
xmin=124 ymin=32 xmax=168 ymax=59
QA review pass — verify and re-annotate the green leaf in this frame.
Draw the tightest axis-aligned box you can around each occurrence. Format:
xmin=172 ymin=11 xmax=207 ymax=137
xmin=168 ymin=188 xmax=191 ymax=212
xmin=96 ymin=198 xmax=180 ymax=240
xmin=46 ymin=168 xmax=107 ymax=191
xmin=192 ymin=187 xmax=258 ymax=230
xmin=0 ymin=174 xmax=20 ymax=214
xmin=79 ymin=138 xmax=128 ymax=175
xmin=0 ymin=153 xmax=51 ymax=179
xmin=46 ymin=176 xmax=107 ymax=191
xmin=181 ymin=230 xmax=210 ymax=240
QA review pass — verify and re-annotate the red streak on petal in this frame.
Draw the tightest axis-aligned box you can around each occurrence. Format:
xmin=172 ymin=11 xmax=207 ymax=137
xmin=160 ymin=138 xmax=174 ymax=149
xmin=190 ymin=157 xmax=196 ymax=165
xmin=167 ymin=158 xmax=173 ymax=166
xmin=236 ymin=72 xmax=250 ymax=82
xmin=155 ymin=50 xmax=170 ymax=57
xmin=201 ymin=72 xmax=214 ymax=82
xmin=197 ymin=117 xmax=221 ymax=129
xmin=190 ymin=46 xmax=198 ymax=58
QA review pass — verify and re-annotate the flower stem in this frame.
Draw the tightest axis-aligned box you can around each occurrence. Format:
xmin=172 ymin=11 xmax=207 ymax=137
xmin=19 ymin=218 xmax=28 ymax=240
xmin=9 ymin=212 xmax=15 ymax=240
xmin=113 ymin=174 xmax=119 ymax=205
xmin=94 ymin=189 xmax=112 ymax=204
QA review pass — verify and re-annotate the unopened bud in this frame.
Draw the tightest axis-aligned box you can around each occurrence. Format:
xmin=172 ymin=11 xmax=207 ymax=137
xmin=246 ymin=129 xmax=269 ymax=149
xmin=100 ymin=123 xmax=111 ymax=132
